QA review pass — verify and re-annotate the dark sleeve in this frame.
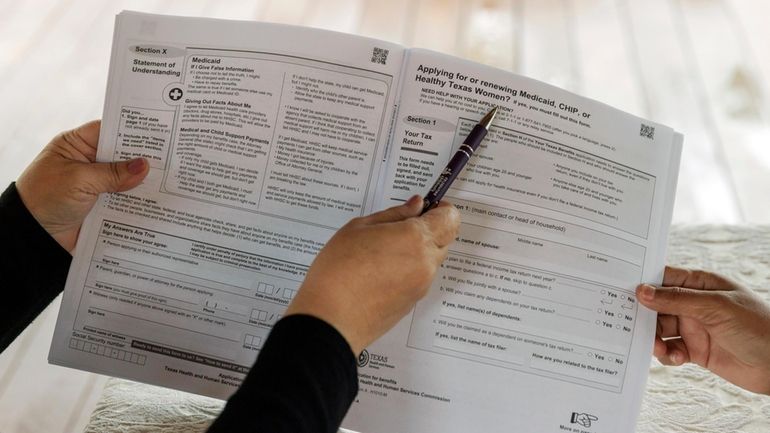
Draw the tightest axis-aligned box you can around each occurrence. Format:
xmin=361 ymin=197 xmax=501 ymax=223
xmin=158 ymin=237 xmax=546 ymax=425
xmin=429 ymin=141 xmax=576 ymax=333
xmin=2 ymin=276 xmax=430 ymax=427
xmin=0 ymin=183 xmax=71 ymax=352
xmin=207 ymin=314 xmax=359 ymax=433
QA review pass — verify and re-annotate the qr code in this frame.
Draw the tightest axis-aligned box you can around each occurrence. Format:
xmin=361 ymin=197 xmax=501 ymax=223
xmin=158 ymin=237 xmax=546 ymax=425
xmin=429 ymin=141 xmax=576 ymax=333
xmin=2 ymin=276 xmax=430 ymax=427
xmin=371 ymin=47 xmax=389 ymax=65
xmin=640 ymin=123 xmax=655 ymax=139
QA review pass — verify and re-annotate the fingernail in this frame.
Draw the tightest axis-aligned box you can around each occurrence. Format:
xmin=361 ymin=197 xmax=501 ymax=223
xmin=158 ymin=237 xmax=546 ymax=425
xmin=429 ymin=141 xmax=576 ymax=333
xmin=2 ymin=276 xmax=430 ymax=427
xmin=671 ymin=351 xmax=682 ymax=365
xmin=127 ymin=158 xmax=146 ymax=175
xmin=639 ymin=284 xmax=655 ymax=301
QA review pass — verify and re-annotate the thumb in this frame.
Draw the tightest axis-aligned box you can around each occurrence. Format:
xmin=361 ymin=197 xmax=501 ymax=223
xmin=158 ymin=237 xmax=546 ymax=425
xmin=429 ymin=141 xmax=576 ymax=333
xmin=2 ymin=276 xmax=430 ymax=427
xmin=82 ymin=158 xmax=149 ymax=193
xmin=636 ymin=284 xmax=726 ymax=320
xmin=359 ymin=195 xmax=422 ymax=225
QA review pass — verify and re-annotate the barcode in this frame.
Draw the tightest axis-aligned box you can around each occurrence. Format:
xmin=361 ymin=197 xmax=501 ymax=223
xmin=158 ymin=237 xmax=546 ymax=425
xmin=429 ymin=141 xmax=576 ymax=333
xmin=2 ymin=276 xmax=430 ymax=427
xmin=371 ymin=47 xmax=389 ymax=65
xmin=640 ymin=123 xmax=655 ymax=139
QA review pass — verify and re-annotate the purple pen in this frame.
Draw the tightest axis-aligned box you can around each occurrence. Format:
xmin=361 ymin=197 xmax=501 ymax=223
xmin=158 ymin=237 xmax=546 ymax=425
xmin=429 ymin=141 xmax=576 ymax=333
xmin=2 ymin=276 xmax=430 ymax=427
xmin=421 ymin=106 xmax=498 ymax=214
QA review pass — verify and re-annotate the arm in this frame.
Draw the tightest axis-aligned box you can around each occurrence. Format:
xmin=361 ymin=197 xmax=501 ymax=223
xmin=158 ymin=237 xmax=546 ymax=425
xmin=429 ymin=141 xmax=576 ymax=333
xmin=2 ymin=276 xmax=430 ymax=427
xmin=637 ymin=266 xmax=770 ymax=394
xmin=208 ymin=196 xmax=460 ymax=432
xmin=0 ymin=120 xmax=147 ymax=353
xmin=9 ymin=120 xmax=460 ymax=432
xmin=206 ymin=315 xmax=357 ymax=433
xmin=0 ymin=183 xmax=71 ymax=351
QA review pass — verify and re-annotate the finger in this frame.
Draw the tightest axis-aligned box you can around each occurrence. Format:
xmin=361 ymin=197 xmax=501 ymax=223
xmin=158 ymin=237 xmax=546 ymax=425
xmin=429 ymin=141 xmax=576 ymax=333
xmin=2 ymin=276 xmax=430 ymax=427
xmin=81 ymin=158 xmax=149 ymax=193
xmin=652 ymin=336 xmax=667 ymax=359
xmin=420 ymin=201 xmax=460 ymax=248
xmin=59 ymin=120 xmax=102 ymax=162
xmin=662 ymin=265 xmax=690 ymax=287
xmin=359 ymin=195 xmax=422 ymax=225
xmin=657 ymin=314 xmax=680 ymax=339
xmin=655 ymin=337 xmax=690 ymax=366
xmin=73 ymin=120 xmax=102 ymax=150
xmin=636 ymin=284 xmax=726 ymax=319
xmin=663 ymin=266 xmax=731 ymax=291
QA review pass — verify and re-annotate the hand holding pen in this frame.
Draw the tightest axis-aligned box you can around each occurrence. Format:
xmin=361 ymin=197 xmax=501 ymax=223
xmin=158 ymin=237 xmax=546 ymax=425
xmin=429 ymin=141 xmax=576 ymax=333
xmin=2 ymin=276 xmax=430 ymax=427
xmin=421 ymin=107 xmax=498 ymax=214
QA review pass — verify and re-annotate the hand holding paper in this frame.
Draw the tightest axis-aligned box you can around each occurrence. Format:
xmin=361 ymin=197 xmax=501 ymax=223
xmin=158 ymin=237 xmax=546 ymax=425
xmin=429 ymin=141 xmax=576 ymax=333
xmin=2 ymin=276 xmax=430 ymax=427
xmin=16 ymin=120 xmax=148 ymax=253
xmin=637 ymin=266 xmax=770 ymax=394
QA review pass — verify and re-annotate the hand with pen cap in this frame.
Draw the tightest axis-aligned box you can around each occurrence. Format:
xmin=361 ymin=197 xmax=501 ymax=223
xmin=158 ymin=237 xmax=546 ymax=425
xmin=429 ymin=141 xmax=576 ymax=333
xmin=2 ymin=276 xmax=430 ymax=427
xmin=15 ymin=120 xmax=149 ymax=253
xmin=285 ymin=196 xmax=460 ymax=355
xmin=636 ymin=266 xmax=770 ymax=394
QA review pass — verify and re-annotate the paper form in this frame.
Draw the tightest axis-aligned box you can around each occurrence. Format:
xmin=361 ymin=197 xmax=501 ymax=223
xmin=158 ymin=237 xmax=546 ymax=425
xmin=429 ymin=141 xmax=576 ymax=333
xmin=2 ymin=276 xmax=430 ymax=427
xmin=342 ymin=49 xmax=681 ymax=433
xmin=49 ymin=13 xmax=682 ymax=433
xmin=49 ymin=11 xmax=404 ymax=398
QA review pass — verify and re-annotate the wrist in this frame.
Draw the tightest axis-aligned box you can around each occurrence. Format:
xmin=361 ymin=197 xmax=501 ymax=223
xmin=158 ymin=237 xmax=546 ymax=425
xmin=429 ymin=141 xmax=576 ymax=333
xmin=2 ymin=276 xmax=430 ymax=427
xmin=284 ymin=302 xmax=364 ymax=356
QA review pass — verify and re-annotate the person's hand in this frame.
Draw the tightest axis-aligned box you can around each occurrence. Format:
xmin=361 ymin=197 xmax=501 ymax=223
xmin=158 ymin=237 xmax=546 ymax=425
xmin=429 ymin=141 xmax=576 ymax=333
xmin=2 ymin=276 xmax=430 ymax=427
xmin=15 ymin=120 xmax=149 ymax=253
xmin=637 ymin=266 xmax=770 ymax=394
xmin=285 ymin=196 xmax=460 ymax=355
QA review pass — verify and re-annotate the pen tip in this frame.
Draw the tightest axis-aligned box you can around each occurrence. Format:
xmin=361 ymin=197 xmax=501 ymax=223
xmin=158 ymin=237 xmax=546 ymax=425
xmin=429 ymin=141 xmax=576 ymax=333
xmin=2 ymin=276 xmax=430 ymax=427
xmin=480 ymin=106 xmax=499 ymax=130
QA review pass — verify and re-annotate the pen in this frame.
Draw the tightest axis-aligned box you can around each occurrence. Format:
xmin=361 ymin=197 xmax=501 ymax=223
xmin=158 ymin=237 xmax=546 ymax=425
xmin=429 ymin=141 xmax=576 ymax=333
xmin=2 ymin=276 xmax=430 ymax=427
xmin=421 ymin=106 xmax=498 ymax=214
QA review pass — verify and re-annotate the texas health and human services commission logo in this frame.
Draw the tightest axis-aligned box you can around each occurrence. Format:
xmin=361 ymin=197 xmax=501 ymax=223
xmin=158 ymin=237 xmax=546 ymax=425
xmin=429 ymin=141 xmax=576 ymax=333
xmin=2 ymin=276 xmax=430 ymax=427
xmin=357 ymin=349 xmax=395 ymax=370
xmin=358 ymin=350 xmax=370 ymax=367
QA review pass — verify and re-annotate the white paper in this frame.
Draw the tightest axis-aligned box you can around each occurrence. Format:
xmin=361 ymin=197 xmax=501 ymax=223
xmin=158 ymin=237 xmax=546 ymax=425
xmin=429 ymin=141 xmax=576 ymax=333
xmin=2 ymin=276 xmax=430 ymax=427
xmin=49 ymin=11 xmax=403 ymax=398
xmin=343 ymin=50 xmax=681 ymax=433
xmin=49 ymin=12 xmax=682 ymax=433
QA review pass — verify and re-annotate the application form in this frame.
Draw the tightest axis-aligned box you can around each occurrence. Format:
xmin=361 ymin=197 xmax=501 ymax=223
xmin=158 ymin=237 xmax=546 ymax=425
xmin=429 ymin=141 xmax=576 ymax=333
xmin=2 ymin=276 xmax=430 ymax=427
xmin=49 ymin=11 xmax=403 ymax=398
xmin=49 ymin=12 xmax=682 ymax=433
xmin=342 ymin=49 xmax=681 ymax=433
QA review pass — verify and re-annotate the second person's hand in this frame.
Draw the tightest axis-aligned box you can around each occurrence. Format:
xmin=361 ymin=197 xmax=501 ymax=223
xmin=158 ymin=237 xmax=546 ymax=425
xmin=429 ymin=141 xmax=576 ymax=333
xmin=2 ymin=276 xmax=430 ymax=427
xmin=637 ymin=266 xmax=770 ymax=394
